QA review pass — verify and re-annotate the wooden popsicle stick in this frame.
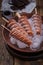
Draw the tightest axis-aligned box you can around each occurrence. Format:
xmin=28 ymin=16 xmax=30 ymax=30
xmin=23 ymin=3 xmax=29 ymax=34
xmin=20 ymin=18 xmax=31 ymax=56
xmin=35 ymin=8 xmax=37 ymax=14
xmin=16 ymin=12 xmax=21 ymax=18
xmin=2 ymin=17 xmax=9 ymax=23
xmin=1 ymin=25 xmax=10 ymax=32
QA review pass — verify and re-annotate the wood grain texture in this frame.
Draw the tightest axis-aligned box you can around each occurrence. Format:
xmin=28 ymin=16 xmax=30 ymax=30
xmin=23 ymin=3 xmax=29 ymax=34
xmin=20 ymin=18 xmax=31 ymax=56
xmin=0 ymin=11 xmax=43 ymax=65
xmin=0 ymin=12 xmax=13 ymax=65
xmin=36 ymin=0 xmax=43 ymax=7
xmin=0 ymin=8 xmax=43 ymax=65
xmin=36 ymin=0 xmax=43 ymax=16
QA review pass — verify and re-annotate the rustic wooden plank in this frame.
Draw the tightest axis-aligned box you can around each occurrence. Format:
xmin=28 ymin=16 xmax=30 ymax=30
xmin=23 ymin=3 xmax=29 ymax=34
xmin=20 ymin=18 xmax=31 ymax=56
xmin=40 ymin=8 xmax=43 ymax=16
xmin=0 ymin=14 xmax=13 ymax=65
xmin=36 ymin=0 xmax=43 ymax=16
xmin=37 ymin=60 xmax=43 ymax=65
xmin=36 ymin=0 xmax=43 ymax=7
xmin=24 ymin=61 xmax=31 ymax=65
xmin=14 ymin=58 xmax=25 ymax=65
xmin=30 ymin=61 xmax=41 ymax=65
xmin=31 ymin=59 xmax=43 ymax=65
xmin=14 ymin=58 xmax=43 ymax=65
xmin=37 ymin=8 xmax=43 ymax=16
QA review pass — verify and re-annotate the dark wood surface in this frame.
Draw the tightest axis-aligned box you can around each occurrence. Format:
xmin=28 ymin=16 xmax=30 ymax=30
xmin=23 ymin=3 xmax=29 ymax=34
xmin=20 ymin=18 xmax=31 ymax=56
xmin=0 ymin=0 xmax=43 ymax=64
xmin=36 ymin=0 xmax=43 ymax=16
xmin=0 ymin=11 xmax=43 ymax=65
xmin=0 ymin=13 xmax=13 ymax=65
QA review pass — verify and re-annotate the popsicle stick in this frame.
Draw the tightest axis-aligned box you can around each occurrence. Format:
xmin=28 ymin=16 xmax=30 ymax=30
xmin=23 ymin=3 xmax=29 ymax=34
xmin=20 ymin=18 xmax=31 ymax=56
xmin=2 ymin=17 xmax=9 ymax=23
xmin=35 ymin=8 xmax=37 ymax=14
xmin=16 ymin=12 xmax=21 ymax=18
xmin=1 ymin=25 xmax=10 ymax=32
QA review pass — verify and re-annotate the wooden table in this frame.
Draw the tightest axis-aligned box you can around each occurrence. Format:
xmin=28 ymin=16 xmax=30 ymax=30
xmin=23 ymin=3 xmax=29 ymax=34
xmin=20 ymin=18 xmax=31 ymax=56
xmin=0 ymin=11 xmax=43 ymax=65
xmin=0 ymin=1 xmax=43 ymax=64
xmin=36 ymin=0 xmax=43 ymax=16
